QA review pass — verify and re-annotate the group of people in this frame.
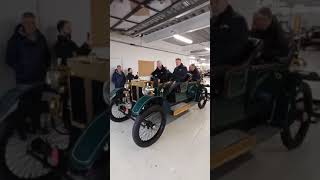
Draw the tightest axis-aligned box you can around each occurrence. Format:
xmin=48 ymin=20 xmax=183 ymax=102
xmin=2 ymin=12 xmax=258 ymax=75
xmin=212 ymin=0 xmax=290 ymax=92
xmin=6 ymin=12 xmax=91 ymax=86
xmin=5 ymin=12 xmax=91 ymax=140
xmin=112 ymin=58 xmax=201 ymax=88
xmin=212 ymin=0 xmax=289 ymax=66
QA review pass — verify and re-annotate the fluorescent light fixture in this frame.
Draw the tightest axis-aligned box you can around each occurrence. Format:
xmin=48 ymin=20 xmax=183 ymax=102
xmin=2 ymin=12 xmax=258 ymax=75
xmin=189 ymin=56 xmax=196 ymax=59
xmin=205 ymin=47 xmax=210 ymax=51
xmin=173 ymin=34 xmax=193 ymax=44
xmin=200 ymin=58 xmax=206 ymax=61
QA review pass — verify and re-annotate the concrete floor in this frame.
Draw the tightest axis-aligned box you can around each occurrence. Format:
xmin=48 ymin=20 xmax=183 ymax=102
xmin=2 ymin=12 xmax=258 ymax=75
xmin=214 ymin=49 xmax=320 ymax=180
xmin=110 ymin=102 xmax=210 ymax=180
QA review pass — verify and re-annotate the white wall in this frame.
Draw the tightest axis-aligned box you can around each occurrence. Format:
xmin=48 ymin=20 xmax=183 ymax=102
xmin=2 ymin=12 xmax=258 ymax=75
xmin=37 ymin=0 xmax=90 ymax=47
xmin=0 ymin=0 xmax=37 ymax=96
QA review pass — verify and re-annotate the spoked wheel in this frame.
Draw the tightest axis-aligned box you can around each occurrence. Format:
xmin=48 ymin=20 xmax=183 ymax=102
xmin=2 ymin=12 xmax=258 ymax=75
xmin=132 ymin=105 xmax=166 ymax=147
xmin=0 ymin=116 xmax=70 ymax=180
xmin=110 ymin=99 xmax=130 ymax=122
xmin=198 ymin=88 xmax=208 ymax=109
xmin=281 ymin=82 xmax=312 ymax=150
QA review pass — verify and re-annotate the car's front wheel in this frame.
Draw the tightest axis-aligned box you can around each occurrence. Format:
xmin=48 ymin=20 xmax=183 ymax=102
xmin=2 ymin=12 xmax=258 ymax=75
xmin=132 ymin=105 xmax=166 ymax=147
xmin=110 ymin=98 xmax=130 ymax=122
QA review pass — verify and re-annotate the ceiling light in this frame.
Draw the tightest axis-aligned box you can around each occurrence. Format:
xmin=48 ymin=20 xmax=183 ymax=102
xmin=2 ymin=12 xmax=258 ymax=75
xmin=205 ymin=47 xmax=210 ymax=51
xmin=173 ymin=34 xmax=193 ymax=44
xmin=200 ymin=58 xmax=206 ymax=61
xmin=189 ymin=56 xmax=196 ymax=59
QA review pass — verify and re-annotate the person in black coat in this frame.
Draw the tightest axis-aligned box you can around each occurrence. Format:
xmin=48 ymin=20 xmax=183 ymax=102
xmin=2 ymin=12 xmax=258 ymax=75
xmin=251 ymin=7 xmax=289 ymax=61
xmin=112 ymin=65 xmax=126 ymax=88
xmin=172 ymin=58 xmax=188 ymax=82
xmin=151 ymin=61 xmax=169 ymax=83
xmin=54 ymin=20 xmax=91 ymax=65
xmin=6 ymin=13 xmax=50 ymax=84
xmin=189 ymin=64 xmax=201 ymax=81
xmin=211 ymin=0 xmax=249 ymax=66
xmin=126 ymin=68 xmax=138 ymax=82
xmin=6 ymin=12 xmax=51 ymax=140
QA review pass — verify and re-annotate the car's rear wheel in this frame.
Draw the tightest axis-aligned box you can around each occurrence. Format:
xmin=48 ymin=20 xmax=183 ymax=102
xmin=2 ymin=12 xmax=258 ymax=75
xmin=132 ymin=105 xmax=166 ymax=147
xmin=110 ymin=99 xmax=130 ymax=122
xmin=281 ymin=82 xmax=312 ymax=150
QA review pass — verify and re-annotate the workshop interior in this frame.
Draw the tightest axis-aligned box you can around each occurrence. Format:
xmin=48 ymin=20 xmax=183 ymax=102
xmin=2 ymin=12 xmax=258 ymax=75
xmin=3 ymin=0 xmax=320 ymax=179
xmin=0 ymin=0 xmax=108 ymax=180
xmin=110 ymin=0 xmax=210 ymax=179
xmin=212 ymin=0 xmax=320 ymax=179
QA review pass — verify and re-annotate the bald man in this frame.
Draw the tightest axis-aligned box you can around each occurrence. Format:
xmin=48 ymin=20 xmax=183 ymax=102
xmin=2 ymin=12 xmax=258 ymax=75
xmin=211 ymin=0 xmax=249 ymax=66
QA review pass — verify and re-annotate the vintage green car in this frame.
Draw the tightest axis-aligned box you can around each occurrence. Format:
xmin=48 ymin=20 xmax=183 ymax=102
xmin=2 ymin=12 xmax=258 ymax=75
xmin=111 ymin=77 xmax=208 ymax=147
xmin=213 ymin=38 xmax=315 ymax=150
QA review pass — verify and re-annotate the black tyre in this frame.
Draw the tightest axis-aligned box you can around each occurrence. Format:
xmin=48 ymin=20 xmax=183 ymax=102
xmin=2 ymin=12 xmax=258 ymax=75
xmin=198 ymin=88 xmax=208 ymax=109
xmin=110 ymin=99 xmax=130 ymax=122
xmin=132 ymin=105 xmax=166 ymax=147
xmin=281 ymin=82 xmax=312 ymax=150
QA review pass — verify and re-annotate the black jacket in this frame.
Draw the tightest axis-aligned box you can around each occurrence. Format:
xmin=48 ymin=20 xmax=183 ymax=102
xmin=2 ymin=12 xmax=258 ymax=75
xmin=6 ymin=25 xmax=50 ymax=84
xmin=112 ymin=70 xmax=126 ymax=88
xmin=54 ymin=35 xmax=91 ymax=65
xmin=189 ymin=68 xmax=201 ymax=81
xmin=251 ymin=17 xmax=289 ymax=61
xmin=173 ymin=64 xmax=188 ymax=82
xmin=151 ymin=66 xmax=168 ymax=83
xmin=211 ymin=5 xmax=249 ymax=66
xmin=126 ymin=73 xmax=138 ymax=82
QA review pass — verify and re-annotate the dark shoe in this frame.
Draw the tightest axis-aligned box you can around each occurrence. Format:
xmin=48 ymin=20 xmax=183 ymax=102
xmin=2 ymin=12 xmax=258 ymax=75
xmin=17 ymin=129 xmax=27 ymax=141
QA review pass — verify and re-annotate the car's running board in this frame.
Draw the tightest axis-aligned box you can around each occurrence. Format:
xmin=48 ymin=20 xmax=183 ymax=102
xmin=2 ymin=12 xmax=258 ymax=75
xmin=170 ymin=102 xmax=192 ymax=116
xmin=211 ymin=130 xmax=256 ymax=169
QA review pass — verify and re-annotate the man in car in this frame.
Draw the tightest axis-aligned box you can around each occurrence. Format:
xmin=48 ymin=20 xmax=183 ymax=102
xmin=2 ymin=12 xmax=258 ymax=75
xmin=172 ymin=58 xmax=188 ymax=82
xmin=151 ymin=61 xmax=168 ymax=83
xmin=189 ymin=64 xmax=201 ymax=81
xmin=251 ymin=7 xmax=289 ymax=61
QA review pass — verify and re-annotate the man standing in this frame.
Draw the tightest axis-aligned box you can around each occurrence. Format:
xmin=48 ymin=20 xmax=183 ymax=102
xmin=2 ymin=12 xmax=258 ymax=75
xmin=6 ymin=12 xmax=51 ymax=139
xmin=54 ymin=20 xmax=91 ymax=65
xmin=6 ymin=12 xmax=50 ymax=85
xmin=151 ymin=61 xmax=168 ymax=83
xmin=211 ymin=0 xmax=249 ymax=66
xmin=112 ymin=65 xmax=126 ymax=88
xmin=173 ymin=58 xmax=188 ymax=82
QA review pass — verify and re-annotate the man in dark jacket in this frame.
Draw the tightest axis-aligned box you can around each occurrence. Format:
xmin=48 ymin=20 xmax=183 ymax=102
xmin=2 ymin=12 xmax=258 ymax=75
xmin=6 ymin=12 xmax=50 ymax=139
xmin=126 ymin=68 xmax=138 ymax=82
xmin=6 ymin=13 xmax=50 ymax=84
xmin=189 ymin=64 xmax=201 ymax=81
xmin=211 ymin=0 xmax=249 ymax=66
xmin=112 ymin=65 xmax=126 ymax=88
xmin=251 ymin=7 xmax=289 ymax=61
xmin=173 ymin=58 xmax=188 ymax=82
xmin=54 ymin=20 xmax=91 ymax=65
xmin=151 ymin=61 xmax=168 ymax=83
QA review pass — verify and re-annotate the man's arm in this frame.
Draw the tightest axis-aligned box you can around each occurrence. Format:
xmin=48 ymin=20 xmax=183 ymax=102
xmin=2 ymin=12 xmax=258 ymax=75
xmin=6 ymin=37 xmax=19 ymax=70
